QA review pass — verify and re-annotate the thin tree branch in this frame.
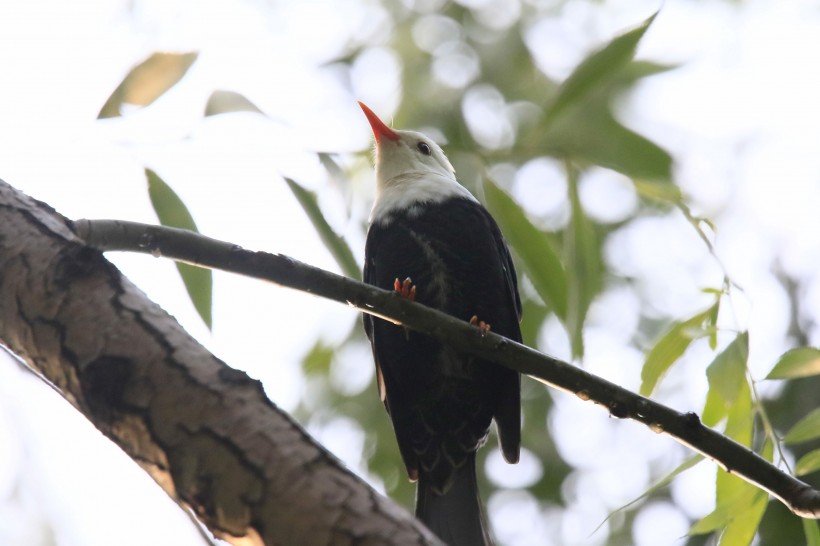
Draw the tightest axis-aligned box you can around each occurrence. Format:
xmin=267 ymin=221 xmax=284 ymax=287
xmin=73 ymin=217 xmax=820 ymax=520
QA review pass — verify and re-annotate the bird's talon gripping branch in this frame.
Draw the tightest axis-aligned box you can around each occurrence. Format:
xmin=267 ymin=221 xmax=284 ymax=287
xmin=393 ymin=277 xmax=416 ymax=302
xmin=393 ymin=277 xmax=417 ymax=339
xmin=469 ymin=315 xmax=492 ymax=335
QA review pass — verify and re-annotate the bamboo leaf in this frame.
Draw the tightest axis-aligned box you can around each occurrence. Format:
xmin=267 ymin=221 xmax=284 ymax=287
xmin=690 ymin=500 xmax=733 ymax=535
xmin=784 ymin=407 xmax=820 ymax=445
xmin=709 ymin=390 xmax=759 ymax=544
xmin=640 ymin=305 xmax=715 ymax=396
xmin=285 ymin=178 xmax=360 ymax=280
xmin=99 ymin=52 xmax=198 ymax=118
xmin=564 ymin=174 xmax=602 ymax=358
xmin=767 ymin=347 xmax=820 ymax=379
xmin=482 ymin=179 xmax=568 ymax=320
xmin=721 ymin=380 xmax=753 ymax=448
xmin=542 ymin=103 xmax=673 ymax=182
xmin=690 ymin=485 xmax=760 ymax=536
xmin=702 ymin=331 xmax=750 ymax=433
xmin=707 ymin=332 xmax=750 ymax=408
xmin=539 ymin=15 xmax=672 ymax=182
xmin=145 ymin=168 xmax=212 ymax=329
xmin=716 ymin=488 xmax=768 ymax=546
xmin=545 ymin=13 xmax=658 ymax=122
xmin=803 ymin=518 xmax=820 ymax=546
xmin=693 ymin=440 xmax=770 ymax=543
xmin=634 ymin=179 xmax=683 ymax=202
xmin=701 ymin=386 xmax=725 ymax=429
xmin=796 ymin=449 xmax=820 ymax=476
xmin=707 ymin=298 xmax=721 ymax=350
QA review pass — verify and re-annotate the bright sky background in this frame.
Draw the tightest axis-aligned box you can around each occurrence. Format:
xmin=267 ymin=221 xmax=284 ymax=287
xmin=2 ymin=0 xmax=820 ymax=545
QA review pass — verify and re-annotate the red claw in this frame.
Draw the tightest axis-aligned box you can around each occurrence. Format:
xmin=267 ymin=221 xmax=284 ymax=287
xmin=394 ymin=277 xmax=416 ymax=302
xmin=469 ymin=315 xmax=491 ymax=335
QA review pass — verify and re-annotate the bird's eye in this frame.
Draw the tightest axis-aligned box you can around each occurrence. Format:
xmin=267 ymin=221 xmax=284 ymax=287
xmin=417 ymin=141 xmax=432 ymax=156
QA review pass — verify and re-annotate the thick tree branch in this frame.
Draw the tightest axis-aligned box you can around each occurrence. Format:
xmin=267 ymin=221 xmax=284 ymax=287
xmin=0 ymin=180 xmax=442 ymax=546
xmin=72 ymin=217 xmax=820 ymax=520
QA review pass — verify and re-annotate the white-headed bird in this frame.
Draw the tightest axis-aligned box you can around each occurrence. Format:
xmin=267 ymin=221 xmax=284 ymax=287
xmin=360 ymin=102 xmax=521 ymax=546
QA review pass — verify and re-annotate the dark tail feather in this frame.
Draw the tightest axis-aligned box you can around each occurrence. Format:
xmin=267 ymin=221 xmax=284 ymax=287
xmin=415 ymin=454 xmax=492 ymax=546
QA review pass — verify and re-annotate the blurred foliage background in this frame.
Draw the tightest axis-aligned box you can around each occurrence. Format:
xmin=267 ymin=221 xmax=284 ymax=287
xmin=3 ymin=0 xmax=820 ymax=545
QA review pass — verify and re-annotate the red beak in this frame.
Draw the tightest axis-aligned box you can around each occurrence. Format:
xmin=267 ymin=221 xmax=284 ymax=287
xmin=358 ymin=101 xmax=400 ymax=143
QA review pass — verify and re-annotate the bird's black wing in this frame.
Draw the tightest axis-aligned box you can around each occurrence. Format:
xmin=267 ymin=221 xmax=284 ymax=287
xmin=478 ymin=204 xmax=522 ymax=463
xmin=364 ymin=216 xmax=448 ymax=481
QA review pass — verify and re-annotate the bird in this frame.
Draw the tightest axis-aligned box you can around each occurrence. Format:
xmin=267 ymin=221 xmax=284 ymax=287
xmin=359 ymin=101 xmax=522 ymax=546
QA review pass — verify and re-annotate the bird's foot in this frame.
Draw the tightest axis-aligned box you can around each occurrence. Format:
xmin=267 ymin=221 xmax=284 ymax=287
xmin=469 ymin=315 xmax=491 ymax=335
xmin=394 ymin=277 xmax=417 ymax=340
xmin=393 ymin=277 xmax=416 ymax=302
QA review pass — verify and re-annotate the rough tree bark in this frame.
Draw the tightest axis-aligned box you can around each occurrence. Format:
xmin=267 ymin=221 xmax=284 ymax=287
xmin=0 ymin=179 xmax=441 ymax=546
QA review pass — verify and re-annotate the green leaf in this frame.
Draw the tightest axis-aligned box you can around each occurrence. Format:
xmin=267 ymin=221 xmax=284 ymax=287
xmin=767 ymin=347 xmax=820 ymax=379
xmin=204 ymin=90 xmax=265 ymax=117
xmin=714 ymin=400 xmax=752 ymax=504
xmin=721 ymin=380 xmax=753 ymax=447
xmin=99 ymin=52 xmax=198 ymax=118
xmin=707 ymin=298 xmax=721 ymax=350
xmin=784 ymin=407 xmax=820 ymax=444
xmin=543 ymin=104 xmax=673 ymax=182
xmin=520 ymin=298 xmax=550 ymax=349
xmin=690 ymin=499 xmax=733 ymax=535
xmin=146 ymin=169 xmax=198 ymax=232
xmin=640 ymin=305 xmax=716 ymax=396
xmin=537 ymin=14 xmax=672 ymax=181
xmin=796 ymin=449 xmax=820 ymax=476
xmin=707 ymin=332 xmax=750 ymax=407
xmin=633 ymin=179 xmax=682 ymax=203
xmin=545 ymin=13 xmax=658 ymax=122
xmin=564 ymin=174 xmax=602 ymax=358
xmin=145 ymin=168 xmax=212 ymax=329
xmin=693 ymin=440 xmax=769 ymax=543
xmin=705 ymin=341 xmax=751 ymax=432
xmin=482 ymin=179 xmax=568 ymax=320
xmin=702 ymin=386 xmax=725 ymax=429
xmin=690 ymin=480 xmax=764 ymax=537
xmin=598 ymin=124 xmax=671 ymax=182
xmin=717 ymin=488 xmax=768 ymax=546
xmin=803 ymin=518 xmax=820 ymax=546
xmin=284 ymin=178 xmax=360 ymax=280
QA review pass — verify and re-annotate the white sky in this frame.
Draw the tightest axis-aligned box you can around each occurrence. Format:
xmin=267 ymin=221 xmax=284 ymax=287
xmin=1 ymin=0 xmax=820 ymax=545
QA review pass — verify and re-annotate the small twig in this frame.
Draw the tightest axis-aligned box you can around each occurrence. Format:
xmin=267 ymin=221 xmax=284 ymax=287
xmin=73 ymin=218 xmax=820 ymax=519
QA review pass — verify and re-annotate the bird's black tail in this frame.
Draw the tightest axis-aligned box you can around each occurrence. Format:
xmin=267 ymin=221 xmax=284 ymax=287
xmin=415 ymin=454 xmax=492 ymax=546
